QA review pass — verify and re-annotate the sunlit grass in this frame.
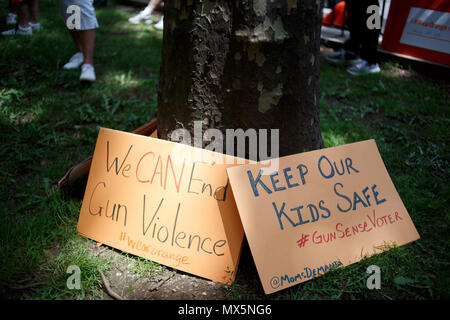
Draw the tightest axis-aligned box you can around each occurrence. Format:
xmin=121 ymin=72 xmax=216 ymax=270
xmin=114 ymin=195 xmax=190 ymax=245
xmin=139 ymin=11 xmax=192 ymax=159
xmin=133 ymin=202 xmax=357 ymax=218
xmin=0 ymin=0 xmax=449 ymax=300
xmin=322 ymin=130 xmax=352 ymax=147
xmin=0 ymin=0 xmax=161 ymax=299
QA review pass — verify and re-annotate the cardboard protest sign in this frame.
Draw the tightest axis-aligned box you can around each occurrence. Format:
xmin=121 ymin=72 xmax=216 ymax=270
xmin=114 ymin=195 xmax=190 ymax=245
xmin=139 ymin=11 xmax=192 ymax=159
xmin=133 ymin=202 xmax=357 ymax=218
xmin=77 ymin=128 xmax=245 ymax=284
xmin=380 ymin=1 xmax=450 ymax=66
xmin=226 ymin=140 xmax=420 ymax=294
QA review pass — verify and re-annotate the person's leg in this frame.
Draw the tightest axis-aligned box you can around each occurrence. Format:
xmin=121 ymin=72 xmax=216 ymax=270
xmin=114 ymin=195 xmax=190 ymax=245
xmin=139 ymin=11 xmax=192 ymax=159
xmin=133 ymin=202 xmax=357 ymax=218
xmin=346 ymin=0 xmax=381 ymax=74
xmin=69 ymin=29 xmax=83 ymax=53
xmin=62 ymin=30 xmax=84 ymax=69
xmin=27 ymin=0 xmax=40 ymax=32
xmin=10 ymin=0 xmax=18 ymax=15
xmin=65 ymin=14 xmax=96 ymax=64
xmin=343 ymin=0 xmax=364 ymax=56
xmin=147 ymin=0 xmax=164 ymax=25
xmin=79 ymin=29 xmax=95 ymax=66
xmin=57 ymin=0 xmax=82 ymax=69
xmin=62 ymin=29 xmax=95 ymax=69
xmin=59 ymin=0 xmax=97 ymax=80
xmin=77 ymin=0 xmax=98 ymax=81
xmin=7 ymin=0 xmax=18 ymax=25
xmin=16 ymin=2 xmax=29 ymax=28
xmin=147 ymin=0 xmax=163 ymax=11
xmin=327 ymin=0 xmax=363 ymax=65
xmin=360 ymin=33 xmax=380 ymax=65
xmin=359 ymin=0 xmax=381 ymax=65
xmin=129 ymin=0 xmax=163 ymax=24
xmin=79 ymin=28 xmax=96 ymax=82
xmin=29 ymin=0 xmax=38 ymax=24
xmin=2 ymin=1 xmax=32 ymax=35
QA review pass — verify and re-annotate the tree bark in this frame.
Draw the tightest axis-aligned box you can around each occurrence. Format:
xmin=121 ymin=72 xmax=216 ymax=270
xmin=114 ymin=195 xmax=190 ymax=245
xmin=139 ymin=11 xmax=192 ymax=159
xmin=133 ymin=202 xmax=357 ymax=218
xmin=157 ymin=0 xmax=324 ymax=157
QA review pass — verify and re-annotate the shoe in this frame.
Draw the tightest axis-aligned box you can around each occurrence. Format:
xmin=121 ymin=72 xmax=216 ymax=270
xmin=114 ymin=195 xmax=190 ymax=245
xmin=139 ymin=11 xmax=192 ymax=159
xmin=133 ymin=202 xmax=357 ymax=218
xmin=326 ymin=49 xmax=361 ymax=66
xmin=2 ymin=25 xmax=32 ymax=36
xmin=63 ymin=52 xmax=84 ymax=69
xmin=6 ymin=13 xmax=17 ymax=25
xmin=128 ymin=10 xmax=152 ymax=24
xmin=80 ymin=64 xmax=96 ymax=82
xmin=347 ymin=60 xmax=381 ymax=75
xmin=29 ymin=22 xmax=41 ymax=32
xmin=154 ymin=17 xmax=163 ymax=30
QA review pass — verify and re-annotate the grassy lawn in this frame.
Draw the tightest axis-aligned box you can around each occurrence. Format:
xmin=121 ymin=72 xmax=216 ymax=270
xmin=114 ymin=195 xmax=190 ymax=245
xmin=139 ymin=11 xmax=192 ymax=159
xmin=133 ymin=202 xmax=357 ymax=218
xmin=0 ymin=0 xmax=449 ymax=300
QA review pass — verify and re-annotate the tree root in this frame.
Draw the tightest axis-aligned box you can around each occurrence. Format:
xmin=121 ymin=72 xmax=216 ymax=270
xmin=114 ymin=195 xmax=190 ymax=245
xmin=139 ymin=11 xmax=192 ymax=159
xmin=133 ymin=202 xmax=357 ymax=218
xmin=98 ymin=269 xmax=125 ymax=300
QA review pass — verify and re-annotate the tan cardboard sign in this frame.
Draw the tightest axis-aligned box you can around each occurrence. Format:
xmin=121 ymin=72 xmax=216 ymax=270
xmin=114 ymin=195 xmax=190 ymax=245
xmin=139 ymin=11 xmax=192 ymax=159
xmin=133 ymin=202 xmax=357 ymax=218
xmin=77 ymin=128 xmax=245 ymax=284
xmin=226 ymin=140 xmax=420 ymax=294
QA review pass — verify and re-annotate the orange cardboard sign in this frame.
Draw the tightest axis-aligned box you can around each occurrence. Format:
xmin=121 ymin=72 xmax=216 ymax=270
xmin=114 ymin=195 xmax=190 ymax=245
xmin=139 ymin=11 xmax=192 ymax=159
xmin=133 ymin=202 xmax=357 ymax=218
xmin=77 ymin=128 xmax=245 ymax=284
xmin=226 ymin=140 xmax=420 ymax=294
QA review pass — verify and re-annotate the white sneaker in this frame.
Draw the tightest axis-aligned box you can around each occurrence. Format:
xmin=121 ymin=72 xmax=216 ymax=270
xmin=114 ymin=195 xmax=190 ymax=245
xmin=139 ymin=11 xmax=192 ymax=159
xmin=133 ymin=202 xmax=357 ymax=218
xmin=154 ymin=17 xmax=164 ymax=30
xmin=6 ymin=13 xmax=17 ymax=25
xmin=29 ymin=22 xmax=41 ymax=32
xmin=347 ymin=60 xmax=381 ymax=75
xmin=63 ymin=52 xmax=84 ymax=69
xmin=2 ymin=25 xmax=32 ymax=36
xmin=128 ymin=10 xmax=152 ymax=24
xmin=80 ymin=64 xmax=96 ymax=82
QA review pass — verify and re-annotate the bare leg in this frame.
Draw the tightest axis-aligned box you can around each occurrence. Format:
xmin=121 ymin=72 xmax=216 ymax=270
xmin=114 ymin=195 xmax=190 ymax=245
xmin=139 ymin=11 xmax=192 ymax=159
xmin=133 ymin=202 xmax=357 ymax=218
xmin=146 ymin=0 xmax=163 ymax=11
xmin=29 ymin=0 xmax=39 ymax=24
xmin=17 ymin=3 xmax=29 ymax=28
xmin=129 ymin=0 xmax=163 ymax=23
xmin=69 ymin=29 xmax=83 ymax=53
xmin=10 ymin=4 xmax=18 ymax=15
xmin=79 ymin=29 xmax=96 ymax=65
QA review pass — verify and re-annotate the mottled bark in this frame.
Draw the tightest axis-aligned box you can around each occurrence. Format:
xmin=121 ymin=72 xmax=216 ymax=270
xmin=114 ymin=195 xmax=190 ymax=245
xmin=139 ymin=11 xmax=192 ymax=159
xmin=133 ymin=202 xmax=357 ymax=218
xmin=157 ymin=0 xmax=324 ymax=157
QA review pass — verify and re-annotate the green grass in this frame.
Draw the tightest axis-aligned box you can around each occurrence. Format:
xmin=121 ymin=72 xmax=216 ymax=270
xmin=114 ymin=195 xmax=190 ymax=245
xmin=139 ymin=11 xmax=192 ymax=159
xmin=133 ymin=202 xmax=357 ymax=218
xmin=0 ymin=0 xmax=161 ymax=299
xmin=1 ymin=1 xmax=449 ymax=300
xmin=274 ymin=62 xmax=450 ymax=300
xmin=231 ymin=59 xmax=449 ymax=300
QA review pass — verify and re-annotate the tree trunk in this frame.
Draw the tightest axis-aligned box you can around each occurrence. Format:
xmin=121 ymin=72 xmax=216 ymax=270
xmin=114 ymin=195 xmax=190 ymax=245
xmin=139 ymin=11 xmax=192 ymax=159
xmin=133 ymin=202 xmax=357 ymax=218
xmin=157 ymin=0 xmax=324 ymax=157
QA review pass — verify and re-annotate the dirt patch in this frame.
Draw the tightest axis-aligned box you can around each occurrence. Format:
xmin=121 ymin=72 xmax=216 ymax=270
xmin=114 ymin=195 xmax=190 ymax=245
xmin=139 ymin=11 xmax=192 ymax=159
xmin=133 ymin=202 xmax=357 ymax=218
xmin=90 ymin=243 xmax=232 ymax=300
